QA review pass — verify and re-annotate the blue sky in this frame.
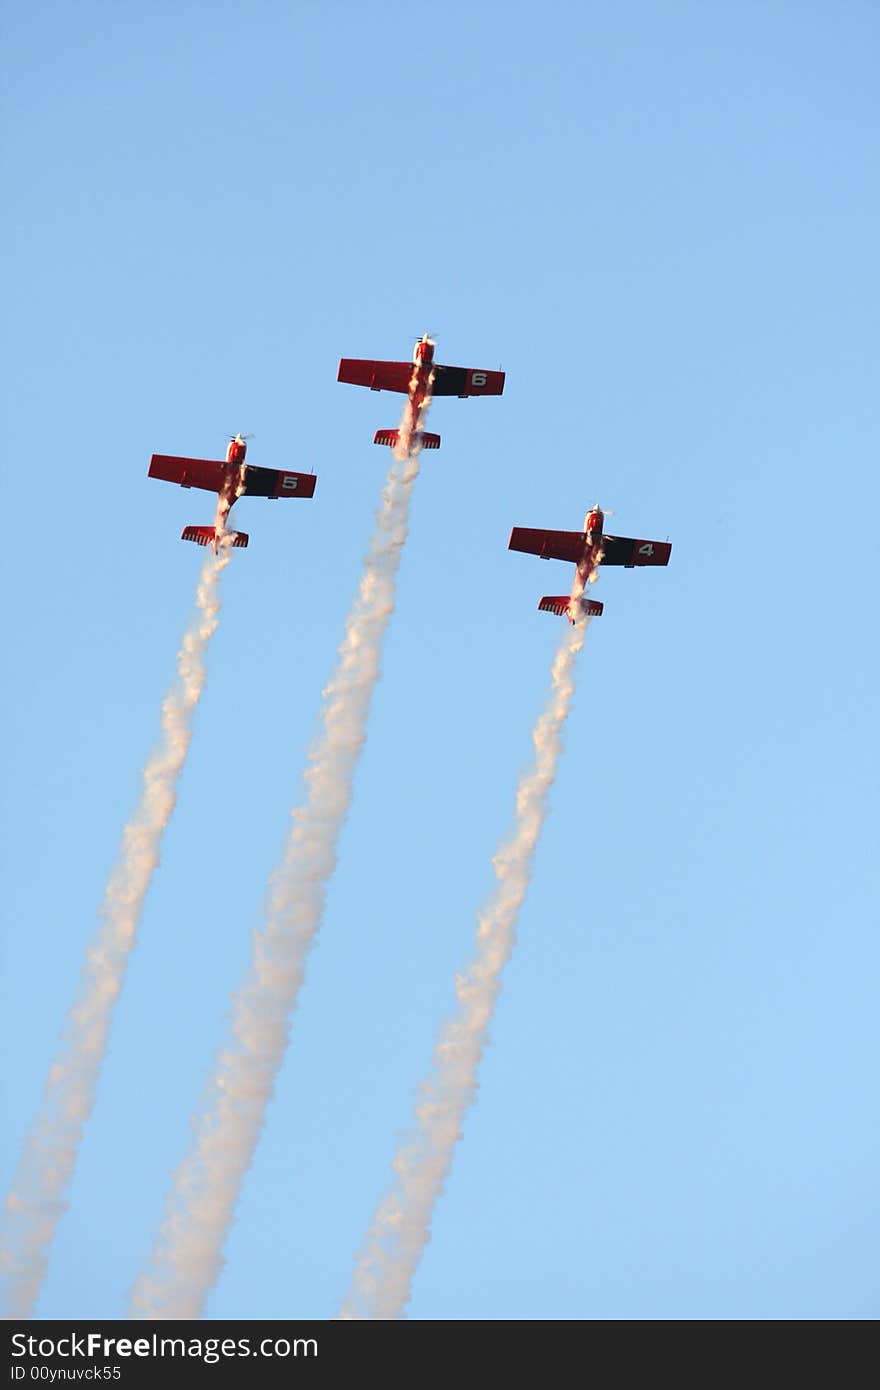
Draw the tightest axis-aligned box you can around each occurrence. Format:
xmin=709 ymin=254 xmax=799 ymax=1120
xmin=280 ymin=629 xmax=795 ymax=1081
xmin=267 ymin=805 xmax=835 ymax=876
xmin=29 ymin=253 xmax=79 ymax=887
xmin=2 ymin=0 xmax=878 ymax=1319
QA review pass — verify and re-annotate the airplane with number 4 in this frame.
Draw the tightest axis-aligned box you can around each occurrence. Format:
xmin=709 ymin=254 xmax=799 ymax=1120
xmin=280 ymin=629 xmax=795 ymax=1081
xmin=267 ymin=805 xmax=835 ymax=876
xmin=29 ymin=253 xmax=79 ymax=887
xmin=337 ymin=334 xmax=505 ymax=453
xmin=508 ymin=505 xmax=672 ymax=622
xmin=148 ymin=434 xmax=316 ymax=550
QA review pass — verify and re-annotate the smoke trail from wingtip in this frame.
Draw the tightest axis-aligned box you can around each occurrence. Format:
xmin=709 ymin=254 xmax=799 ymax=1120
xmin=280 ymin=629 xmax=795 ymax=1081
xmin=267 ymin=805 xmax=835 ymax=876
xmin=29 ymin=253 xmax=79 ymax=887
xmin=130 ymin=401 xmax=428 ymax=1320
xmin=338 ymin=615 xmax=588 ymax=1320
xmin=0 ymin=549 xmax=232 ymax=1319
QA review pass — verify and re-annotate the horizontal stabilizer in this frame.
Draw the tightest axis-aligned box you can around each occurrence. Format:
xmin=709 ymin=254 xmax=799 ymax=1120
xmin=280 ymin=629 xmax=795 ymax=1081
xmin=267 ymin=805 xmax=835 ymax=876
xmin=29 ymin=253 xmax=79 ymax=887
xmin=538 ymin=595 xmax=604 ymax=620
xmin=181 ymin=526 xmax=249 ymax=549
xmin=372 ymin=429 xmax=441 ymax=450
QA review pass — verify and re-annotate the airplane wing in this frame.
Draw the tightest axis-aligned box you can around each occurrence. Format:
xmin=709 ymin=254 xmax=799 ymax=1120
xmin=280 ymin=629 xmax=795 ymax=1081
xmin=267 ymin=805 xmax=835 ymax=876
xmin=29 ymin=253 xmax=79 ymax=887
xmin=599 ymin=535 xmax=672 ymax=567
xmin=337 ymin=359 xmax=414 ymax=392
xmin=508 ymin=527 xmax=586 ymax=563
xmin=430 ymin=364 xmax=505 ymax=397
xmin=149 ymin=455 xmax=227 ymax=492
xmin=241 ymin=465 xmax=316 ymax=499
xmin=337 ymin=359 xmax=505 ymax=396
xmin=149 ymin=456 xmax=316 ymax=499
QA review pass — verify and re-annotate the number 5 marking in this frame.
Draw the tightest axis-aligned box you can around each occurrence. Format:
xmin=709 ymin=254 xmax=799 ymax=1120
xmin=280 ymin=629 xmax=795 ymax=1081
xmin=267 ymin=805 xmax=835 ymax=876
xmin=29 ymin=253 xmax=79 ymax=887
xmin=281 ymin=475 xmax=299 ymax=491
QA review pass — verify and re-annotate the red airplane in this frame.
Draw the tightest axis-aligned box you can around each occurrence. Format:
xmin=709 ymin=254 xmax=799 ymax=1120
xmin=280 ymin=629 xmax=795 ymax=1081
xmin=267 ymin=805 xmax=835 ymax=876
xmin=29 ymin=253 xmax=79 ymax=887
xmin=509 ymin=505 xmax=672 ymax=622
xmin=337 ymin=334 xmax=505 ymax=452
xmin=148 ymin=434 xmax=316 ymax=550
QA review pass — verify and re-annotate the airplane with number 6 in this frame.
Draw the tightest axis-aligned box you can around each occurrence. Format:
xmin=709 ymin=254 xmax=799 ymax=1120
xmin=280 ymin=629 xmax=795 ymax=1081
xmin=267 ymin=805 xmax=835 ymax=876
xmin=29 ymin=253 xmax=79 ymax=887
xmin=148 ymin=434 xmax=316 ymax=550
xmin=337 ymin=334 xmax=505 ymax=453
xmin=508 ymin=505 xmax=672 ymax=622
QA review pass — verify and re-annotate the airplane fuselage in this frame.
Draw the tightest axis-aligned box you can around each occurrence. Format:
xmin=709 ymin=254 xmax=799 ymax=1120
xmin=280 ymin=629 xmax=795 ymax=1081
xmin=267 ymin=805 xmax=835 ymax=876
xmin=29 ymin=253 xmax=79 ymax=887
xmin=573 ymin=508 xmax=605 ymax=590
xmin=584 ymin=506 xmax=604 ymax=545
xmin=413 ymin=334 xmax=435 ymax=368
xmin=209 ymin=436 xmax=250 ymax=544
xmin=226 ymin=436 xmax=247 ymax=467
xmin=398 ymin=340 xmax=437 ymax=451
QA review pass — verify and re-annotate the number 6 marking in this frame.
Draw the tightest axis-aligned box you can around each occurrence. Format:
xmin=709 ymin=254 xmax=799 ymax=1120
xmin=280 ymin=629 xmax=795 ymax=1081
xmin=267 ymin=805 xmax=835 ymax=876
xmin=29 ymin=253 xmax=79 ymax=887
xmin=471 ymin=371 xmax=487 ymax=387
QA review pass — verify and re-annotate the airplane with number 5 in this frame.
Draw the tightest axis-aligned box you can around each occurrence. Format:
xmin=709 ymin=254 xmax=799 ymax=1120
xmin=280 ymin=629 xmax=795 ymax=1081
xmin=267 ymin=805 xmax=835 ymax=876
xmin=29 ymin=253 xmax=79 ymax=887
xmin=148 ymin=434 xmax=316 ymax=550
xmin=508 ymin=505 xmax=671 ymax=622
xmin=337 ymin=334 xmax=505 ymax=453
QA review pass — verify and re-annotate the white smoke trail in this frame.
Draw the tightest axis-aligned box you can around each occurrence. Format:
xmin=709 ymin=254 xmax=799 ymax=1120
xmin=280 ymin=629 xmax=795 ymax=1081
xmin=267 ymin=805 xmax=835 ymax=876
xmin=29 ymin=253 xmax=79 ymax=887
xmin=130 ymin=404 xmax=428 ymax=1320
xmin=0 ymin=549 xmax=232 ymax=1319
xmin=339 ymin=614 xmax=589 ymax=1320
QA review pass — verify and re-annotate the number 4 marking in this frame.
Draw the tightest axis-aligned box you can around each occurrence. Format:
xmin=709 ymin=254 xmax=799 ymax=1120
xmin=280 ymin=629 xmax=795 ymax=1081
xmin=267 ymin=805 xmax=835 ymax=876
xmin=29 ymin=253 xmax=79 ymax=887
xmin=638 ymin=543 xmax=654 ymax=556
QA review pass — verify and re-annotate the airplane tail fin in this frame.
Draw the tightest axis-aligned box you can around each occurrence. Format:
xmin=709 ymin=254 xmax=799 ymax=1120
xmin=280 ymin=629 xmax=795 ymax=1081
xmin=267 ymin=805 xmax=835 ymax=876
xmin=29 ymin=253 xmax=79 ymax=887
xmin=181 ymin=525 xmax=249 ymax=549
xmin=373 ymin=428 xmax=441 ymax=450
xmin=538 ymin=595 xmax=604 ymax=621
